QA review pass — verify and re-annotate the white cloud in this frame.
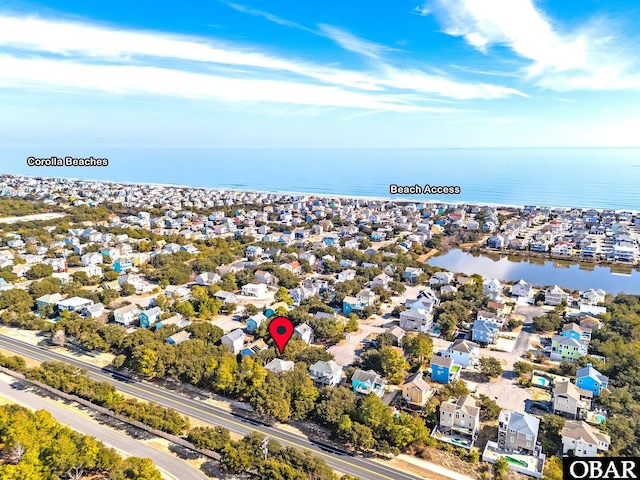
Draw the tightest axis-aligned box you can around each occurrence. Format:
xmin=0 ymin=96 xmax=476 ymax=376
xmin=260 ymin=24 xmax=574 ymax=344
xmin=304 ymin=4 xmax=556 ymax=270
xmin=412 ymin=3 xmax=431 ymax=16
xmin=428 ymin=0 xmax=640 ymax=91
xmin=0 ymin=55 xmax=465 ymax=113
xmin=0 ymin=13 xmax=524 ymax=107
xmin=318 ymin=24 xmax=395 ymax=59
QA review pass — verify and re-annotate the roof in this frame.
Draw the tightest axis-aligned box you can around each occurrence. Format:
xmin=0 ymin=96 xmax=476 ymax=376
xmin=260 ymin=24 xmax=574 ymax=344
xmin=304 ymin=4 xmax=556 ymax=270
xmin=448 ymin=339 xmax=479 ymax=353
xmin=166 ymin=331 xmax=191 ymax=344
xmin=440 ymin=395 xmax=480 ymax=417
xmin=295 ymin=323 xmax=313 ymax=334
xmin=37 ymin=293 xmax=63 ymax=303
xmin=554 ymin=380 xmax=593 ymax=399
xmin=576 ymin=364 xmax=609 ymax=384
xmin=431 ymin=355 xmax=454 ymax=368
xmin=57 ymin=296 xmax=93 ymax=307
xmin=264 ymin=358 xmax=295 ymax=373
xmin=222 ymin=329 xmax=245 ymax=342
xmin=402 ymin=372 xmax=430 ymax=392
xmin=142 ymin=306 xmax=161 ymax=317
xmin=352 ymin=369 xmax=381 ymax=384
xmin=563 ymin=322 xmax=585 ymax=334
xmin=214 ymin=290 xmax=236 ymax=300
xmin=561 ymin=420 xmax=610 ymax=445
xmin=547 ymin=285 xmax=568 ymax=294
xmin=310 ymin=360 xmax=342 ymax=375
xmin=472 ymin=320 xmax=498 ymax=333
xmin=114 ymin=303 xmax=140 ymax=314
xmin=506 ymin=411 xmax=540 ymax=437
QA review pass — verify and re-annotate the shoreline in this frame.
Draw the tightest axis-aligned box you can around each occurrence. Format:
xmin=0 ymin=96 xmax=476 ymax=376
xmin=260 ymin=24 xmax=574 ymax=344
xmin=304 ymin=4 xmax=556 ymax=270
xmin=6 ymin=173 xmax=639 ymax=214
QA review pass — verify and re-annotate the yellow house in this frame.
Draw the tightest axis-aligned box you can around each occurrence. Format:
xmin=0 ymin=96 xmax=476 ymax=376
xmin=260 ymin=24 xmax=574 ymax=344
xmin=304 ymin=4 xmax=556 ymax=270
xmin=401 ymin=372 xmax=433 ymax=405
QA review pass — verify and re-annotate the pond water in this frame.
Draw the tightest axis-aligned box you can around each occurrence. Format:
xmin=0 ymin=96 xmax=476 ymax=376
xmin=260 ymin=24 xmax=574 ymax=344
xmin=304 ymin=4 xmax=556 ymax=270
xmin=427 ymin=249 xmax=640 ymax=294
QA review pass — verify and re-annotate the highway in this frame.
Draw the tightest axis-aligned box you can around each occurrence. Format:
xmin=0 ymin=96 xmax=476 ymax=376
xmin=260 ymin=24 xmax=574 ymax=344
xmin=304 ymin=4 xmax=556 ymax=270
xmin=0 ymin=334 xmax=427 ymax=480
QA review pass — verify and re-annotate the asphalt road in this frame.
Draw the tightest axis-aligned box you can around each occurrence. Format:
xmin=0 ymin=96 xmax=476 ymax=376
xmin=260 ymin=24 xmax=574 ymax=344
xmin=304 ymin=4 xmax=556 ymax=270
xmin=0 ymin=334 xmax=427 ymax=480
xmin=0 ymin=373 xmax=208 ymax=480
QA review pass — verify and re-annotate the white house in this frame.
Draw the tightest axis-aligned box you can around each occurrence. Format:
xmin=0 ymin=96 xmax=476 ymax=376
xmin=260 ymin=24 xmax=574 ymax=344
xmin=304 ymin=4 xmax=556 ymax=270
xmin=512 ymin=279 xmax=533 ymax=298
xmin=113 ymin=304 xmax=141 ymax=326
xmin=429 ymin=271 xmax=454 ymax=286
xmin=545 ymin=285 xmax=570 ymax=306
xmin=561 ymin=420 xmax=610 ymax=457
xmin=294 ymin=323 xmax=314 ymax=344
xmin=81 ymin=252 xmax=103 ymax=267
xmin=241 ymin=283 xmax=268 ymax=297
xmin=444 ymin=339 xmax=480 ymax=368
xmin=309 ymin=360 xmax=343 ymax=387
xmin=399 ymin=308 xmax=433 ymax=333
xmin=221 ymin=329 xmax=246 ymax=354
xmin=57 ymin=296 xmax=94 ymax=313
xmin=196 ymin=272 xmax=222 ymax=286
xmin=264 ymin=358 xmax=295 ymax=373
xmin=483 ymin=278 xmax=503 ymax=301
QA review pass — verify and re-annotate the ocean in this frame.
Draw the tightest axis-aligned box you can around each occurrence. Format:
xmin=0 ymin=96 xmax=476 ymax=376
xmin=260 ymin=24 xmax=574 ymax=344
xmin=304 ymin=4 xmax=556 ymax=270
xmin=2 ymin=147 xmax=640 ymax=210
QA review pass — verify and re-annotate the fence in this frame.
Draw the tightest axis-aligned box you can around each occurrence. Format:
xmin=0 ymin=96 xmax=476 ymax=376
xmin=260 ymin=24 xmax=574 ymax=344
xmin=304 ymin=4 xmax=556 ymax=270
xmin=0 ymin=365 xmax=220 ymax=461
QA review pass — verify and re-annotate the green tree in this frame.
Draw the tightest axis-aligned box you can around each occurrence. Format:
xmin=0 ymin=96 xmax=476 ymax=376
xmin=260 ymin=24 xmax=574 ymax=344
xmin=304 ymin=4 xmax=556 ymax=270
xmin=478 ymin=357 xmax=503 ymax=379
xmin=25 ymin=263 xmax=53 ymax=279
xmin=120 ymin=282 xmax=136 ymax=296
xmin=345 ymin=314 xmax=359 ymax=333
xmin=274 ymin=287 xmax=294 ymax=306
xmin=403 ymin=333 xmax=433 ymax=364
xmin=493 ymin=456 xmax=509 ymax=480
xmin=378 ymin=346 xmax=409 ymax=384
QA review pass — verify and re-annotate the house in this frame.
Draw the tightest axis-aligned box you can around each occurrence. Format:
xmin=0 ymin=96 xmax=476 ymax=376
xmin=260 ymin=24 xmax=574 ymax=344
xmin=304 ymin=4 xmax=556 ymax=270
xmin=545 ymin=285 xmax=570 ymax=306
xmin=195 ymin=272 xmax=221 ymax=286
xmin=246 ymin=313 xmax=267 ymax=333
xmin=81 ymin=303 xmax=105 ymax=319
xmin=254 ymin=270 xmax=276 ymax=285
xmin=487 ymin=235 xmax=505 ymax=249
xmin=562 ymin=322 xmax=591 ymax=342
xmin=82 ymin=264 xmax=103 ymax=277
xmin=154 ymin=314 xmax=190 ymax=330
xmin=139 ymin=307 xmax=162 ymax=328
xmin=575 ymin=363 xmax=609 ymax=397
xmin=404 ymin=267 xmax=423 ymax=284
xmin=553 ymin=242 xmax=573 ymax=256
xmin=561 ymin=420 xmax=610 ymax=457
xmin=483 ymin=278 xmax=503 ymax=301
xmin=203 ymin=288 xmax=233 ymax=303
xmin=264 ymin=358 xmax=295 ymax=373
xmin=246 ymin=245 xmax=264 ymax=258
xmin=444 ymin=339 xmax=480 ymax=368
xmin=477 ymin=309 xmax=504 ymax=326
xmin=81 ymin=252 xmax=103 ymax=267
xmin=401 ymin=372 xmax=433 ymax=405
xmin=113 ymin=259 xmax=133 ymax=273
xmin=430 ymin=355 xmax=460 ymax=384
xmin=342 ymin=289 xmax=376 ymax=314
xmin=336 ymin=269 xmax=356 ymax=282
xmin=386 ymin=326 xmax=406 ymax=346
xmin=497 ymin=410 xmax=540 ymax=456
xmin=429 ymin=271 xmax=454 ymax=286
xmin=166 ymin=331 xmax=191 ymax=345
xmin=438 ymin=395 xmax=480 ymax=445
xmin=552 ymin=381 xmax=592 ymax=420
xmin=36 ymin=293 xmax=63 ymax=310
xmin=371 ymin=273 xmax=392 ymax=289
xmin=471 ymin=320 xmax=499 ymax=344
xmin=113 ymin=304 xmax=141 ymax=326
xmin=221 ymin=329 xmax=246 ymax=354
xmin=580 ymin=288 xmax=606 ymax=306
xmin=551 ymin=335 xmax=588 ymax=361
xmin=578 ymin=315 xmax=602 ymax=332
xmin=57 ymin=296 xmax=94 ymax=313
xmin=241 ymin=338 xmax=268 ymax=356
xmin=294 ymin=323 xmax=313 ymax=344
xmin=399 ymin=308 xmax=433 ymax=333
xmin=309 ymin=360 xmax=343 ymax=387
xmin=512 ymin=279 xmax=533 ymax=298
xmin=241 ymin=283 xmax=268 ymax=297
xmin=351 ymin=369 xmax=386 ymax=397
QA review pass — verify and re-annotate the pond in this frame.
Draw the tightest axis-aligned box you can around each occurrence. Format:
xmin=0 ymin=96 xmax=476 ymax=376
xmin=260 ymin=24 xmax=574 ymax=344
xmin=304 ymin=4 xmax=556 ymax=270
xmin=427 ymin=249 xmax=640 ymax=294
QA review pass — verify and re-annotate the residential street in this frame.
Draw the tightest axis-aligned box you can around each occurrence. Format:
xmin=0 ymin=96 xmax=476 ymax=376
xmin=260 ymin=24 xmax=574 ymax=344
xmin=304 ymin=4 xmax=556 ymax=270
xmin=0 ymin=373 xmax=209 ymax=480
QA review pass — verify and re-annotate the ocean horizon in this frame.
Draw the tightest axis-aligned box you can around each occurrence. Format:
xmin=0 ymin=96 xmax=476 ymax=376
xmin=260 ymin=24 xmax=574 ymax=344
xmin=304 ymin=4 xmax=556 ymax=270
xmin=2 ymin=147 xmax=640 ymax=211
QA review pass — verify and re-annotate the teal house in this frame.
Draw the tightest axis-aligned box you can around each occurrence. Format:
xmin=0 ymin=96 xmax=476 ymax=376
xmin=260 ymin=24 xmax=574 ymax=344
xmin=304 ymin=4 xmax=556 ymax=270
xmin=246 ymin=313 xmax=267 ymax=333
xmin=139 ymin=307 xmax=161 ymax=328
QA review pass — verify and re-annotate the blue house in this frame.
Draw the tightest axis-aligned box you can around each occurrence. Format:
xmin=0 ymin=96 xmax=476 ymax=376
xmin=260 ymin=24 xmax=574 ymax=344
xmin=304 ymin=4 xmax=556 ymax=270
xmin=430 ymin=355 xmax=460 ymax=384
xmin=371 ymin=232 xmax=383 ymax=241
xmin=246 ymin=313 xmax=267 ymax=333
xmin=139 ymin=307 xmax=161 ymax=329
xmin=241 ymin=339 xmax=268 ymax=357
xmin=323 ymin=234 xmax=338 ymax=246
xmin=351 ymin=369 xmax=386 ymax=397
xmin=113 ymin=260 xmax=133 ymax=273
xmin=562 ymin=322 xmax=591 ymax=342
xmin=471 ymin=320 xmax=498 ymax=344
xmin=575 ymin=363 xmax=609 ymax=397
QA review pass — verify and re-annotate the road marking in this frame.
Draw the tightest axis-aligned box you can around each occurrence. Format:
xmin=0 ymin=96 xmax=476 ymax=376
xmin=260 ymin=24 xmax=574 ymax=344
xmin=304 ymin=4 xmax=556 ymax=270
xmin=0 ymin=336 xmax=407 ymax=480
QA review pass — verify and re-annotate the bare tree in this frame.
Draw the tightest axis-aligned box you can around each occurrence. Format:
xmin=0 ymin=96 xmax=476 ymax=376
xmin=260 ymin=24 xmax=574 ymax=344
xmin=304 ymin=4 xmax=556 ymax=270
xmin=8 ymin=443 xmax=26 ymax=464
xmin=66 ymin=465 xmax=84 ymax=480
xmin=52 ymin=329 xmax=66 ymax=347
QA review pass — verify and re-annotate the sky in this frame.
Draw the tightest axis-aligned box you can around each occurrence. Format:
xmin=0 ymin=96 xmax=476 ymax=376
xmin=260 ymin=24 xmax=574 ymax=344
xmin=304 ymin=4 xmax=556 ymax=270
xmin=2 ymin=0 xmax=640 ymax=148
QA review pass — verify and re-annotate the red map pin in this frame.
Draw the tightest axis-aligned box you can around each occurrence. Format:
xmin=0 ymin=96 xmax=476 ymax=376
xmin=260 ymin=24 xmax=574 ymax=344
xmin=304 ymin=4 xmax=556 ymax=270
xmin=269 ymin=316 xmax=294 ymax=354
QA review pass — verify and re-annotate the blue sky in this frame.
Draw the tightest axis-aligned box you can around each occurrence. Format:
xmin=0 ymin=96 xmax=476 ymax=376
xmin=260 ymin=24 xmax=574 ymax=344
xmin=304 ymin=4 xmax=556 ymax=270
xmin=2 ymin=0 xmax=640 ymax=148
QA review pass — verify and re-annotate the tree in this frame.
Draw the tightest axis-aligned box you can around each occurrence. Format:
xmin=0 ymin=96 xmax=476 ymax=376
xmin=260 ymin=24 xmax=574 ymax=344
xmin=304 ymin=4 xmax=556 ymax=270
xmin=539 ymin=415 xmax=565 ymax=455
xmin=103 ymin=270 xmax=119 ymax=281
xmin=378 ymin=347 xmax=409 ymax=384
xmin=52 ymin=329 xmax=66 ymax=347
xmin=244 ymin=303 xmax=259 ymax=317
xmin=493 ymin=456 xmax=509 ymax=480
xmin=476 ymin=394 xmax=501 ymax=421
xmin=403 ymin=333 xmax=433 ymax=364
xmin=26 ymin=263 xmax=53 ymax=279
xmin=120 ymin=282 xmax=136 ymax=296
xmin=345 ymin=314 xmax=359 ymax=333
xmin=274 ymin=287 xmax=294 ymax=306
xmin=478 ymin=357 xmax=503 ymax=379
